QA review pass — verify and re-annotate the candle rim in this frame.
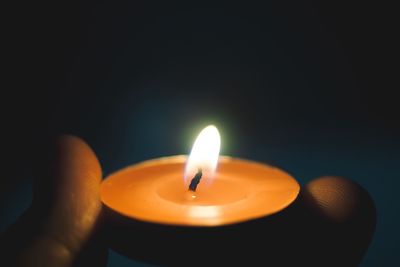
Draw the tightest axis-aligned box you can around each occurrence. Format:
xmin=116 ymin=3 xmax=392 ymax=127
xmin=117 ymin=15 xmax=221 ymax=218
xmin=101 ymin=155 xmax=300 ymax=227
xmin=106 ymin=155 xmax=293 ymax=177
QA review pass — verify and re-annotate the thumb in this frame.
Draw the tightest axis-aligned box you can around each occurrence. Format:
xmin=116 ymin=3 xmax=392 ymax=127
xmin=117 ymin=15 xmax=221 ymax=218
xmin=1 ymin=135 xmax=107 ymax=267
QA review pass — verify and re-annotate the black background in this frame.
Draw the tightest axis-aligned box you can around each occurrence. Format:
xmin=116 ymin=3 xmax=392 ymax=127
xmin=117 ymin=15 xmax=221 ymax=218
xmin=1 ymin=1 xmax=398 ymax=266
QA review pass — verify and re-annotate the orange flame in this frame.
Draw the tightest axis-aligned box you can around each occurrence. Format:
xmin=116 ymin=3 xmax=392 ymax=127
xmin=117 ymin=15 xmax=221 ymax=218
xmin=184 ymin=125 xmax=221 ymax=188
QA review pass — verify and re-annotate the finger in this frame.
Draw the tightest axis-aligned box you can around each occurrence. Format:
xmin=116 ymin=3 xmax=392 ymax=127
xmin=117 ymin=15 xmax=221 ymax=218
xmin=299 ymin=176 xmax=376 ymax=267
xmin=1 ymin=135 xmax=107 ymax=267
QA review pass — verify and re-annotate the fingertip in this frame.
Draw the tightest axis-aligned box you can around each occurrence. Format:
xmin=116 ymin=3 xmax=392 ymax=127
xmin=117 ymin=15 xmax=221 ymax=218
xmin=300 ymin=176 xmax=376 ymax=266
xmin=34 ymin=134 xmax=102 ymax=201
xmin=303 ymin=176 xmax=376 ymax=225
xmin=54 ymin=134 xmax=102 ymax=181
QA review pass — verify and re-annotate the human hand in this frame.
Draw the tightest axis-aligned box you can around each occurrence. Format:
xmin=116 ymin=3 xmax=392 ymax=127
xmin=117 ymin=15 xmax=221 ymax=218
xmin=0 ymin=135 xmax=107 ymax=267
xmin=0 ymin=135 xmax=376 ymax=267
xmin=293 ymin=175 xmax=376 ymax=266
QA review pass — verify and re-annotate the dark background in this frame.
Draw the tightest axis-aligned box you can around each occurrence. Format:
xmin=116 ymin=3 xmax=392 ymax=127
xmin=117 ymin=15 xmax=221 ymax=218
xmin=1 ymin=1 xmax=398 ymax=266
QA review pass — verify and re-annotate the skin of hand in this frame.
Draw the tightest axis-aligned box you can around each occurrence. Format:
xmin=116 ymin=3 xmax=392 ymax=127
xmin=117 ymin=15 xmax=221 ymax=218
xmin=0 ymin=135 xmax=376 ymax=267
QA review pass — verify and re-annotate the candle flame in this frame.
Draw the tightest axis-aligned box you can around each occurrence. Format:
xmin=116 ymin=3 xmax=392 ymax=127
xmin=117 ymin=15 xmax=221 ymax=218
xmin=184 ymin=125 xmax=221 ymax=188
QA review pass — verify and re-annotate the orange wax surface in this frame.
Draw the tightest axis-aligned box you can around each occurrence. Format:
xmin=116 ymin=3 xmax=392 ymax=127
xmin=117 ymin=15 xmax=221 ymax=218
xmin=101 ymin=155 xmax=299 ymax=226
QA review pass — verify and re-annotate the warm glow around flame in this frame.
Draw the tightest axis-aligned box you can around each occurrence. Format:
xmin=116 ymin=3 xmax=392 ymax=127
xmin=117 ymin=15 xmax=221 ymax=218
xmin=184 ymin=125 xmax=221 ymax=187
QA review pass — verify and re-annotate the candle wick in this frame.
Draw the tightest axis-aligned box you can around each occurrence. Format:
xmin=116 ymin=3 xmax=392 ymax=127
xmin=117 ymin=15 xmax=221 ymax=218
xmin=188 ymin=168 xmax=203 ymax=192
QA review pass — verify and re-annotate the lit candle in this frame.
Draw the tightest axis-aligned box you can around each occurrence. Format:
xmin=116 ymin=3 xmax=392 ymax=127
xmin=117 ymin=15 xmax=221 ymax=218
xmin=101 ymin=125 xmax=300 ymax=265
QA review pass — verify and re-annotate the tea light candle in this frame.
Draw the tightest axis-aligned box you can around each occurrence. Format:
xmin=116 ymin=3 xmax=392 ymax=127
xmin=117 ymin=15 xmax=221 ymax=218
xmin=101 ymin=125 xmax=300 ymax=265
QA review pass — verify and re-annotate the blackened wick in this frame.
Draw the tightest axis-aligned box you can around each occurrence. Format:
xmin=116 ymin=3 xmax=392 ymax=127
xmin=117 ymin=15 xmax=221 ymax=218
xmin=188 ymin=168 xmax=203 ymax=192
